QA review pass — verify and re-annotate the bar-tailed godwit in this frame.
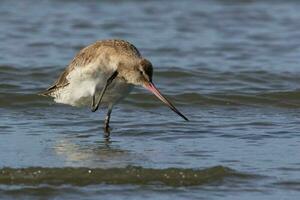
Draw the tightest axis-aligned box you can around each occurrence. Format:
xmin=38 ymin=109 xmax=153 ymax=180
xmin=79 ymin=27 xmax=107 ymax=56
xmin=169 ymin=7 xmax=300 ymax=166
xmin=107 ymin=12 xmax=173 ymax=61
xmin=41 ymin=39 xmax=188 ymax=137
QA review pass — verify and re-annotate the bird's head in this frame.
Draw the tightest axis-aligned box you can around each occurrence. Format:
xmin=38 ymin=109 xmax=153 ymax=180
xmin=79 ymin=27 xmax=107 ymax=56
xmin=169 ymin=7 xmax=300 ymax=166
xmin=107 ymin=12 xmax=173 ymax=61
xmin=118 ymin=58 xmax=153 ymax=86
xmin=118 ymin=58 xmax=188 ymax=121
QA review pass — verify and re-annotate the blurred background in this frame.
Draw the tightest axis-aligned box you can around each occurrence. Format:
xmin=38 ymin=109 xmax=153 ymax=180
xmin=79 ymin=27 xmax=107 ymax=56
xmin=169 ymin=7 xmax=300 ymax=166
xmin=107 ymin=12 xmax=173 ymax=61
xmin=1 ymin=0 xmax=300 ymax=199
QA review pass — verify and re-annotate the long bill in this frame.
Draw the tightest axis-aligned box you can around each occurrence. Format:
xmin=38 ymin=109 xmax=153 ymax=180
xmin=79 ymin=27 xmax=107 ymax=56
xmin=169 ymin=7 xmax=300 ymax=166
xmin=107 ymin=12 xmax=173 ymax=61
xmin=144 ymin=82 xmax=189 ymax=121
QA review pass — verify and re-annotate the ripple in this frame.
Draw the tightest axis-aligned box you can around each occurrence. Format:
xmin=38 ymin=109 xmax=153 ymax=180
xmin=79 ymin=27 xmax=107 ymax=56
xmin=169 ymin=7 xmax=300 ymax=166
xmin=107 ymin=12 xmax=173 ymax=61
xmin=0 ymin=166 xmax=253 ymax=187
xmin=126 ymin=91 xmax=300 ymax=108
xmin=273 ymin=181 xmax=300 ymax=191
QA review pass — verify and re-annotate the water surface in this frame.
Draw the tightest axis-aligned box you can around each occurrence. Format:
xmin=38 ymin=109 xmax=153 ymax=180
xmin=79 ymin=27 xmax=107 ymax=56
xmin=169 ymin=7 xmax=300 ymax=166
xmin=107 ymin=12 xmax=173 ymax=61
xmin=1 ymin=0 xmax=300 ymax=199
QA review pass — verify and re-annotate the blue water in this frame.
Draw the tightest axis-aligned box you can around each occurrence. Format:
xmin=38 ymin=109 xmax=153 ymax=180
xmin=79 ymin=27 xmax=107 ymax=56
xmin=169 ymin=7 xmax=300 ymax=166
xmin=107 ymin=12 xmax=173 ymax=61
xmin=1 ymin=0 xmax=300 ymax=199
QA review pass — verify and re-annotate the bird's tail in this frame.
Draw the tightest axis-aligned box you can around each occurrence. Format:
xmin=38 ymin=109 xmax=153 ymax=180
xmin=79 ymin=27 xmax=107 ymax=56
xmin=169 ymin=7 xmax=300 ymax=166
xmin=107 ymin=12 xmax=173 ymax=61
xmin=38 ymin=90 xmax=53 ymax=97
xmin=37 ymin=85 xmax=57 ymax=97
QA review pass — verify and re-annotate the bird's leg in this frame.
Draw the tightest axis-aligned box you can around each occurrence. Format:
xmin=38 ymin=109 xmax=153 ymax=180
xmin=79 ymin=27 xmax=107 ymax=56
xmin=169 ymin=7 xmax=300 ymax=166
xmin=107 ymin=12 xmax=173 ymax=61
xmin=103 ymin=106 xmax=113 ymax=138
xmin=90 ymin=94 xmax=95 ymax=111
xmin=91 ymin=70 xmax=118 ymax=112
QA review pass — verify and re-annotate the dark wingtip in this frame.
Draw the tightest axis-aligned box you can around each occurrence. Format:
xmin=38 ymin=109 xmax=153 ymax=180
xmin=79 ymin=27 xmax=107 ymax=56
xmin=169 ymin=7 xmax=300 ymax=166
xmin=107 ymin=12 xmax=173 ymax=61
xmin=37 ymin=91 xmax=51 ymax=97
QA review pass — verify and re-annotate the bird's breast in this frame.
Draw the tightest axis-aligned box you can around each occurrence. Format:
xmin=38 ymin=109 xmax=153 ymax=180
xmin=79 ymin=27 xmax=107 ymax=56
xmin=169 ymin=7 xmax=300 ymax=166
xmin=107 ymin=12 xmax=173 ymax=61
xmin=53 ymin=63 xmax=133 ymax=107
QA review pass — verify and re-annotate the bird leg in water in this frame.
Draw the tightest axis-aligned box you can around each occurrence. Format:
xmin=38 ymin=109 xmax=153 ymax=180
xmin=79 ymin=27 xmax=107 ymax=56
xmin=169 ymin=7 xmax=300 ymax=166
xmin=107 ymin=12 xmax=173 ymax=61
xmin=91 ymin=70 xmax=118 ymax=112
xmin=103 ymin=106 xmax=113 ymax=137
xmin=91 ymin=94 xmax=96 ymax=111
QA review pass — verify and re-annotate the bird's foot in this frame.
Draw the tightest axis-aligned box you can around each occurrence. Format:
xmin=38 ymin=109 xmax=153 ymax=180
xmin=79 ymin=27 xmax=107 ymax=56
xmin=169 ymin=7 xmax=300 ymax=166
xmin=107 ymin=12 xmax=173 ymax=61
xmin=103 ymin=125 xmax=111 ymax=138
xmin=91 ymin=105 xmax=99 ymax=112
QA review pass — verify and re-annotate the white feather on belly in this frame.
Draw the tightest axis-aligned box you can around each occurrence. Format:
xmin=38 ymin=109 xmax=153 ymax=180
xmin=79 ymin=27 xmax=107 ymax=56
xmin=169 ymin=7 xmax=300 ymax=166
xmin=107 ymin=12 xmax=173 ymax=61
xmin=53 ymin=64 xmax=133 ymax=107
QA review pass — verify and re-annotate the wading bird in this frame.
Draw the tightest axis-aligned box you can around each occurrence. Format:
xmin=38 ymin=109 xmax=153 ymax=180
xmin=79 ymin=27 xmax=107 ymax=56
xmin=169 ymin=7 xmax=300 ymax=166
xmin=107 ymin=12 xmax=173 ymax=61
xmin=41 ymin=39 xmax=188 ymax=137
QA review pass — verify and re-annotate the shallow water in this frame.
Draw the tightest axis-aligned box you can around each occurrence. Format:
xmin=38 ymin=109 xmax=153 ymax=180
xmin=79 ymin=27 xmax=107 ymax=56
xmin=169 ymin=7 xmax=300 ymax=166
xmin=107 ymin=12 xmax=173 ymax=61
xmin=1 ymin=0 xmax=300 ymax=199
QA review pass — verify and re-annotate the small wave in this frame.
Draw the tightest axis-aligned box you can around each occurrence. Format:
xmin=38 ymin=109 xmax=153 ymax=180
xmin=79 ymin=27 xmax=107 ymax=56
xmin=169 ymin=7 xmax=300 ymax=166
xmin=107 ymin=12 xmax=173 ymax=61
xmin=273 ymin=180 xmax=300 ymax=191
xmin=0 ymin=93 xmax=49 ymax=108
xmin=0 ymin=166 xmax=251 ymax=186
xmin=0 ymin=65 xmax=19 ymax=73
xmin=2 ymin=90 xmax=300 ymax=109
xmin=126 ymin=91 xmax=300 ymax=108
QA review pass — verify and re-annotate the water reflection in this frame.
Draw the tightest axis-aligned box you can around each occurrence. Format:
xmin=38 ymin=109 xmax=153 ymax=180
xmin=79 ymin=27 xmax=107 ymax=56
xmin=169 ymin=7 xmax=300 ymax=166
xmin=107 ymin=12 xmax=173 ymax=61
xmin=54 ymin=137 xmax=134 ymax=168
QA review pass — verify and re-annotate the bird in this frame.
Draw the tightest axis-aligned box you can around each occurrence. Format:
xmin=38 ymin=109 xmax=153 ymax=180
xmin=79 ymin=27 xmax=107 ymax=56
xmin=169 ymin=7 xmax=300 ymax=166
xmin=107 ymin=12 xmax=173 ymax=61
xmin=40 ymin=39 xmax=188 ymax=137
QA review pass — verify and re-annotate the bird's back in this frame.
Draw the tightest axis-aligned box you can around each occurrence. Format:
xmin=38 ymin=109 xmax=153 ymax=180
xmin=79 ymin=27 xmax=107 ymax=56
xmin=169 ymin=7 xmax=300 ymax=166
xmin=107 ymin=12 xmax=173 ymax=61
xmin=41 ymin=39 xmax=141 ymax=96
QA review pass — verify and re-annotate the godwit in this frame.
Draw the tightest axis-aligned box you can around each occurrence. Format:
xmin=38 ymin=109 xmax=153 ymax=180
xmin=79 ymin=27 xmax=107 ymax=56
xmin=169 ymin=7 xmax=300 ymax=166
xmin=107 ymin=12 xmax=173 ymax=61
xmin=41 ymin=39 xmax=188 ymax=137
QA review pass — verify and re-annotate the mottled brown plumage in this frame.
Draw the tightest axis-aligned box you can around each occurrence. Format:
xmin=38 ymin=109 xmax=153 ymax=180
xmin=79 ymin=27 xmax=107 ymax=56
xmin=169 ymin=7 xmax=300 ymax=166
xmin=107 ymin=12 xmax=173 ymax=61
xmin=43 ymin=39 xmax=142 ymax=96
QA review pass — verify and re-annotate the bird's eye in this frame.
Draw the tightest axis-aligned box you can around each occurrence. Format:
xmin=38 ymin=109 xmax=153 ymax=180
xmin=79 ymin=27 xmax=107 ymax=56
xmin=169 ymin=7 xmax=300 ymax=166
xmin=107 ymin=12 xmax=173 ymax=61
xmin=139 ymin=70 xmax=144 ymax=75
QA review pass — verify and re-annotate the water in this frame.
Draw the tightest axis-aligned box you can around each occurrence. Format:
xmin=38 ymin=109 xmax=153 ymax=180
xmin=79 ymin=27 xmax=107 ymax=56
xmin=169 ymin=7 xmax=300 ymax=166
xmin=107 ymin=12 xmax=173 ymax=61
xmin=1 ymin=0 xmax=300 ymax=199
